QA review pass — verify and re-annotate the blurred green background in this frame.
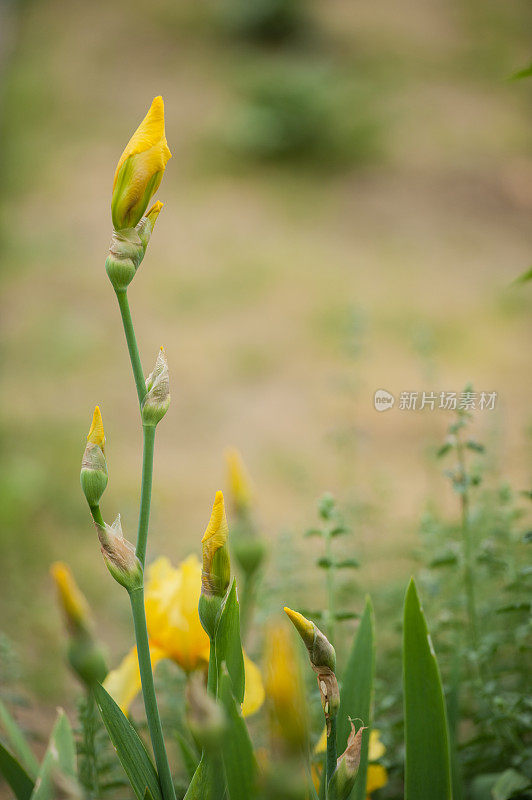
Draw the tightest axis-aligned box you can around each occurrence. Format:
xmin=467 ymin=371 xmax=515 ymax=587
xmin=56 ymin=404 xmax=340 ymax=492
xmin=0 ymin=0 xmax=531 ymax=723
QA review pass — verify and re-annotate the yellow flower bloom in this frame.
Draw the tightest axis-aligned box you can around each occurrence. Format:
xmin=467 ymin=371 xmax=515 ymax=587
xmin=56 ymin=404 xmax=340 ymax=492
xmin=225 ymin=448 xmax=253 ymax=513
xmin=366 ymin=763 xmax=388 ymax=795
xmin=201 ymin=491 xmax=230 ymax=598
xmin=104 ymin=554 xmax=263 ymax=717
xmin=111 ymin=96 xmax=172 ymax=231
xmin=50 ymin=561 xmax=92 ymax=635
xmin=265 ymin=625 xmax=308 ymax=751
xmin=87 ymin=406 xmax=105 ymax=452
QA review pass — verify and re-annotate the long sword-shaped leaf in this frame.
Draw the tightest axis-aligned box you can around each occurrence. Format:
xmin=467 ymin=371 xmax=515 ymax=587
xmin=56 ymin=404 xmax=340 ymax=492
xmin=215 ymin=580 xmax=245 ymax=703
xmin=338 ymin=596 xmax=375 ymax=800
xmin=30 ymin=710 xmax=77 ymax=800
xmin=93 ymin=683 xmax=163 ymax=800
xmin=403 ymin=579 xmax=452 ymax=800
xmin=0 ymin=699 xmax=40 ymax=778
xmin=219 ymin=667 xmax=256 ymax=800
xmin=0 ymin=741 xmax=34 ymax=800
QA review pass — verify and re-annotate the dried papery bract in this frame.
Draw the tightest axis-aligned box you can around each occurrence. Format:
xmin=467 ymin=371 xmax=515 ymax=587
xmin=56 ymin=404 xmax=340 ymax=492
xmin=142 ymin=347 xmax=171 ymax=426
xmin=328 ymin=721 xmax=368 ymax=800
xmin=98 ymin=514 xmax=143 ymax=591
xmin=80 ymin=406 xmax=108 ymax=508
xmin=284 ymin=607 xmax=339 ymax=732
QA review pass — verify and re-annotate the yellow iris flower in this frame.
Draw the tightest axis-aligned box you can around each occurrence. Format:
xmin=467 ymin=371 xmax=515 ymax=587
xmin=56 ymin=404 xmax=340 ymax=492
xmin=314 ymin=727 xmax=388 ymax=797
xmin=104 ymin=554 xmax=264 ymax=717
xmin=225 ymin=448 xmax=253 ymax=513
xmin=111 ymin=96 xmax=172 ymax=231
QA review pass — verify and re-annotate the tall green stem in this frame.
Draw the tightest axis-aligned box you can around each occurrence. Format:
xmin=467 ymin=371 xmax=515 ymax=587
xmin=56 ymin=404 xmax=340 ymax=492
xmin=207 ymin=638 xmax=217 ymax=696
xmin=136 ymin=425 xmax=156 ymax=567
xmin=326 ymin=717 xmax=337 ymax=800
xmin=115 ymin=289 xmax=147 ymax=408
xmin=130 ymin=588 xmax=176 ymax=800
xmin=325 ymin=532 xmax=336 ymax=647
xmin=456 ymin=435 xmax=478 ymax=650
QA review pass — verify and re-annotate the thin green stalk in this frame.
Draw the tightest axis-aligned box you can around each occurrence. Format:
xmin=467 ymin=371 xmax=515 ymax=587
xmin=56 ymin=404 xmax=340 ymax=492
xmin=115 ymin=289 xmax=147 ymax=408
xmin=89 ymin=504 xmax=105 ymax=528
xmin=207 ymin=639 xmax=217 ymax=696
xmin=325 ymin=532 xmax=336 ymax=647
xmin=136 ymin=424 xmax=156 ymax=567
xmin=326 ymin=717 xmax=337 ymax=800
xmin=80 ymin=691 xmax=100 ymax=798
xmin=130 ymin=588 xmax=176 ymax=800
xmin=455 ymin=435 xmax=478 ymax=650
xmin=239 ymin=571 xmax=256 ymax=643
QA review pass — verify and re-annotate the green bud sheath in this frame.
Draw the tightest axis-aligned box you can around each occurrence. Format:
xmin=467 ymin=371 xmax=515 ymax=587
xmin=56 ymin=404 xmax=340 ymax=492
xmin=80 ymin=442 xmax=108 ymax=507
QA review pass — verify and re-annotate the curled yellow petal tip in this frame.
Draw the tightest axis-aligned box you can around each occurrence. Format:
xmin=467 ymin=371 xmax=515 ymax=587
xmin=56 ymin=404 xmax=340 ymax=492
xmin=146 ymin=201 xmax=164 ymax=224
xmin=50 ymin=561 xmax=91 ymax=632
xmin=87 ymin=406 xmax=105 ymax=451
xmin=202 ymin=491 xmax=228 ymax=545
xmin=201 ymin=491 xmax=230 ymax=597
xmin=284 ymin=607 xmax=315 ymax=647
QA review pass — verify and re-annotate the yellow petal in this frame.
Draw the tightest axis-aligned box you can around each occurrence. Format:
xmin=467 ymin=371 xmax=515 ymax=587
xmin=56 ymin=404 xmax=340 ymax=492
xmin=314 ymin=725 xmax=327 ymax=754
xmin=283 ymin=607 xmax=314 ymax=648
xmin=50 ymin=561 xmax=91 ymax=633
xmin=265 ymin=624 xmax=308 ymax=750
xmin=113 ymin=97 xmax=171 ymax=188
xmin=201 ymin=490 xmax=229 ymax=549
xmin=242 ymin=652 xmax=265 ymax=717
xmin=225 ymin=448 xmax=253 ymax=512
xmin=366 ymin=763 xmax=388 ymax=794
xmin=368 ymin=729 xmax=386 ymax=762
xmin=104 ymin=644 xmax=166 ymax=715
xmin=201 ymin=491 xmax=230 ymax=595
xmin=145 ymin=555 xmax=210 ymax=672
xmin=87 ymin=406 xmax=105 ymax=452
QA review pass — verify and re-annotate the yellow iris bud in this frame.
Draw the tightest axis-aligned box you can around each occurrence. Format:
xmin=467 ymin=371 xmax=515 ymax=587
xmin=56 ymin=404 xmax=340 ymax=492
xmin=80 ymin=406 xmax=108 ymax=508
xmin=111 ymin=96 xmax=172 ymax=231
xmin=201 ymin=491 xmax=231 ymax=599
xmin=226 ymin=448 xmax=253 ymax=514
xmin=50 ymin=562 xmax=108 ymax=686
xmin=51 ymin=561 xmax=92 ymax=636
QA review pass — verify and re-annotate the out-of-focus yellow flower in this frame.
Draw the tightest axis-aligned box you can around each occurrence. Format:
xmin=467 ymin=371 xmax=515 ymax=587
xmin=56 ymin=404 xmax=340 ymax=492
xmin=111 ymin=96 xmax=172 ymax=231
xmin=105 ymin=554 xmax=263 ymax=717
xmin=265 ymin=625 xmax=307 ymax=752
xmin=225 ymin=448 xmax=253 ymax=514
xmin=313 ymin=728 xmax=387 ymax=797
xmin=51 ymin=561 xmax=91 ymax=635
xmin=201 ymin=491 xmax=230 ymax=598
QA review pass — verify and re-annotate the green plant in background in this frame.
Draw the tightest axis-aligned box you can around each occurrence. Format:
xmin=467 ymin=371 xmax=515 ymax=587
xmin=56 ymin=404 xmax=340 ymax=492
xmin=218 ymin=0 xmax=308 ymax=44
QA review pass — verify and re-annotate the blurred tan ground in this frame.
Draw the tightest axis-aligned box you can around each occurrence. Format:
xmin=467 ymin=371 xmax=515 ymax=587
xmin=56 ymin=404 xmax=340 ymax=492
xmin=0 ymin=0 xmax=531 ymax=722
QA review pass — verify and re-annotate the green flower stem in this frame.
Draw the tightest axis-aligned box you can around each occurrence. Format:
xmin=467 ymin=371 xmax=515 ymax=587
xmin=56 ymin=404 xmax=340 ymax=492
xmin=136 ymin=424 xmax=156 ymax=568
xmin=325 ymin=531 xmax=336 ymax=647
xmin=130 ymin=587 xmax=176 ymax=800
xmin=207 ymin=638 xmax=217 ymax=696
xmin=89 ymin=504 xmax=105 ymax=528
xmin=455 ymin=433 xmax=478 ymax=650
xmin=326 ymin=717 xmax=337 ymax=800
xmin=239 ymin=570 xmax=256 ymax=643
xmin=115 ymin=289 xmax=147 ymax=408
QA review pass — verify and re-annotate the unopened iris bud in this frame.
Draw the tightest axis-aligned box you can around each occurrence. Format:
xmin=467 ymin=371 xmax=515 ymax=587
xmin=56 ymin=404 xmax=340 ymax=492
xmin=201 ymin=491 xmax=231 ymax=599
xmin=80 ymin=406 xmax=108 ymax=508
xmin=328 ymin=721 xmax=367 ymax=800
xmin=97 ymin=514 xmax=143 ymax=591
xmin=226 ymin=448 xmax=253 ymax=515
xmin=111 ymin=96 xmax=171 ymax=232
xmin=186 ymin=673 xmax=226 ymax=749
xmin=142 ymin=347 xmax=170 ymax=426
xmin=50 ymin=562 xmax=108 ymax=686
xmin=284 ymin=607 xmax=339 ymax=730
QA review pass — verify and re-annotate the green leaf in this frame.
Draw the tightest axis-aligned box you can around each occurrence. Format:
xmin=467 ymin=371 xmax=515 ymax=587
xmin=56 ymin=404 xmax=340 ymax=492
xmin=335 ymin=558 xmax=360 ymax=569
xmin=0 ymin=699 xmax=40 ymax=778
xmin=330 ymin=526 xmax=349 ymax=537
xmin=508 ymin=63 xmax=532 ymax=81
xmin=93 ymin=683 xmax=162 ymax=800
xmin=305 ymin=528 xmax=324 ymax=538
xmin=514 ymin=266 xmax=532 ymax=283
xmin=403 ymin=579 xmax=452 ymax=800
xmin=215 ymin=580 xmax=245 ymax=704
xmin=492 ymin=768 xmax=531 ymax=800
xmin=337 ymin=596 xmax=375 ymax=800
xmin=30 ymin=710 xmax=77 ymax=800
xmin=219 ymin=667 xmax=256 ymax=800
xmin=317 ymin=557 xmax=333 ymax=569
xmin=176 ymin=733 xmax=199 ymax=779
xmin=0 ymin=741 xmax=34 ymax=799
